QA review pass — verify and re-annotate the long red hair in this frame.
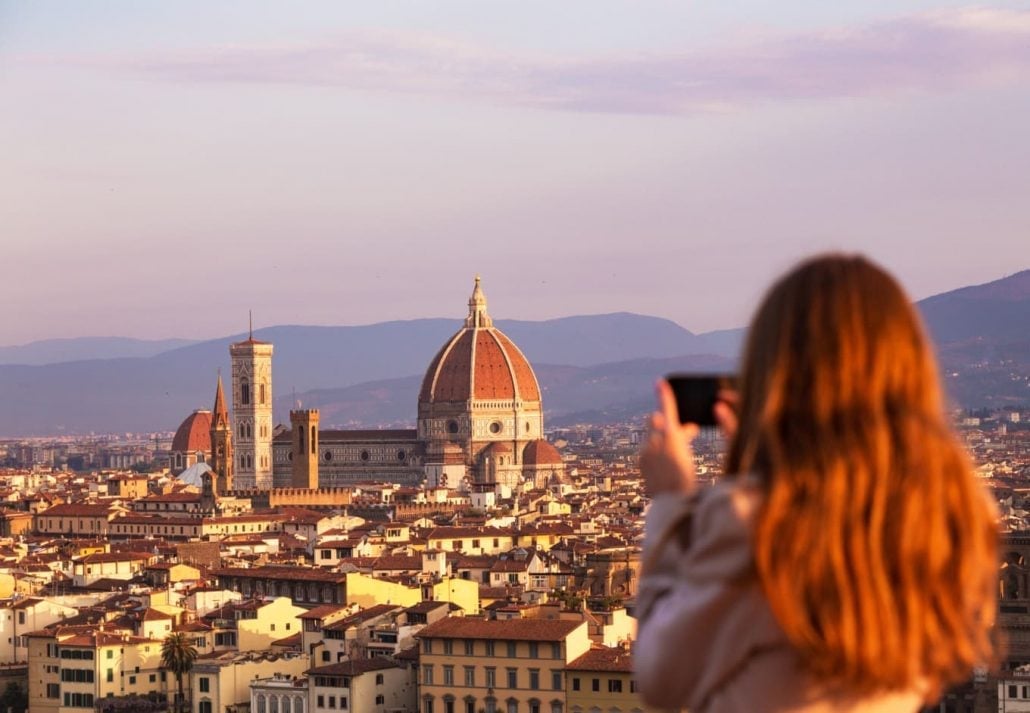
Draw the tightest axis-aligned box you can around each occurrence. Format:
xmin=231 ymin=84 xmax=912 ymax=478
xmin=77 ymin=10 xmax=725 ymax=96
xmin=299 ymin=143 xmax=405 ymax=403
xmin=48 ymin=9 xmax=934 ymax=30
xmin=726 ymin=254 xmax=998 ymax=698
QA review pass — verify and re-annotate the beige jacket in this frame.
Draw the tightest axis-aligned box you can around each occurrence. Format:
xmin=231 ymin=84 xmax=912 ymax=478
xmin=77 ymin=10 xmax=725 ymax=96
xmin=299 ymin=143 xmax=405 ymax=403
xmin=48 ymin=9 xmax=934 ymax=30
xmin=634 ymin=480 xmax=924 ymax=712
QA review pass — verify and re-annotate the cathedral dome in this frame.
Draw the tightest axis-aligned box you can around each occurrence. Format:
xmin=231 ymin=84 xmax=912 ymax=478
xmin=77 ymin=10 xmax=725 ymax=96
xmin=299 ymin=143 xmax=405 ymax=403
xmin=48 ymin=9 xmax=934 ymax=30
xmin=522 ymin=439 xmax=562 ymax=466
xmin=171 ymin=410 xmax=213 ymax=452
xmin=419 ymin=277 xmax=541 ymax=405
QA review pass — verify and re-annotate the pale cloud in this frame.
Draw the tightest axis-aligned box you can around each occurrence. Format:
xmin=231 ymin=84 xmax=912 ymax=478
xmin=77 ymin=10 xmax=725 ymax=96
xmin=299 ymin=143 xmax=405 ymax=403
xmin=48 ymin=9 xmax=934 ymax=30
xmin=19 ymin=8 xmax=1030 ymax=114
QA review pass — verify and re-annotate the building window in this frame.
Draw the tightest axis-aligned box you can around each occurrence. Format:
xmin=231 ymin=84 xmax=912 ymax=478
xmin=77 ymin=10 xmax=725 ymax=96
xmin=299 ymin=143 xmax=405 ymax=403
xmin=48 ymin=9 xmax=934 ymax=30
xmin=328 ymin=696 xmax=336 ymax=709
xmin=485 ymin=667 xmax=496 ymax=688
xmin=199 ymin=677 xmax=210 ymax=693
xmin=376 ymin=696 xmax=385 ymax=705
xmin=444 ymin=666 xmax=454 ymax=686
xmin=607 ymin=679 xmax=622 ymax=693
xmin=464 ymin=666 xmax=475 ymax=686
xmin=529 ymin=669 xmax=539 ymax=690
xmin=551 ymin=671 xmax=561 ymax=691
xmin=464 ymin=640 xmax=474 ymax=656
xmin=571 ymin=678 xmax=580 ymax=692
xmin=444 ymin=640 xmax=453 ymax=655
xmin=591 ymin=678 xmax=599 ymax=692
xmin=241 ymin=379 xmax=250 ymax=405
xmin=506 ymin=641 xmax=517 ymax=657
xmin=529 ymin=643 xmax=538 ymax=658
xmin=423 ymin=665 xmax=434 ymax=686
xmin=551 ymin=643 xmax=561 ymax=659
xmin=46 ymin=684 xmax=59 ymax=699
xmin=376 ymin=674 xmax=384 ymax=685
xmin=507 ymin=668 xmax=517 ymax=688
xmin=199 ymin=702 xmax=213 ymax=713
xmin=423 ymin=698 xmax=435 ymax=713
xmin=506 ymin=700 xmax=517 ymax=713
xmin=317 ymin=696 xmax=324 ymax=708
xmin=485 ymin=641 xmax=495 ymax=656
xmin=422 ymin=639 xmax=433 ymax=654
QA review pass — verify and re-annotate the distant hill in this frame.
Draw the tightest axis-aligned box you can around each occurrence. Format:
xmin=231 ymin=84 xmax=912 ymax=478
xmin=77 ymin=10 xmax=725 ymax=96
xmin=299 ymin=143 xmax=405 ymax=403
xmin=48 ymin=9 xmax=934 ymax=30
xmin=919 ymin=269 xmax=1030 ymax=344
xmin=0 ymin=337 xmax=197 ymax=366
xmin=0 ymin=314 xmax=726 ymax=437
xmin=0 ymin=269 xmax=1027 ymax=437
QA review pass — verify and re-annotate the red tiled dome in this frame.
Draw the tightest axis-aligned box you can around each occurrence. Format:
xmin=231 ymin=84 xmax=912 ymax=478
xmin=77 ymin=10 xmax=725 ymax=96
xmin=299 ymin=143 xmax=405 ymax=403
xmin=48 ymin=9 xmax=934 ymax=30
xmin=171 ymin=410 xmax=213 ymax=452
xmin=420 ymin=278 xmax=541 ymax=405
xmin=522 ymin=439 xmax=562 ymax=466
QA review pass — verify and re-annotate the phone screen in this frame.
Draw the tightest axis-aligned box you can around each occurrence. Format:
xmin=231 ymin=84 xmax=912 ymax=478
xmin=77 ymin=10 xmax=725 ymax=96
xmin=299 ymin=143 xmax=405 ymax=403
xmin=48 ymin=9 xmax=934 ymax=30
xmin=665 ymin=374 xmax=737 ymax=426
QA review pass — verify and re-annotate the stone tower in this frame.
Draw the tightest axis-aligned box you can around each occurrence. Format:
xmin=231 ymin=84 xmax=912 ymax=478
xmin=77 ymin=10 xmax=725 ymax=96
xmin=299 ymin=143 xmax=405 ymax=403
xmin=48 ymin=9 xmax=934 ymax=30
xmin=209 ymin=373 xmax=233 ymax=494
xmin=290 ymin=409 xmax=320 ymax=489
xmin=230 ymin=329 xmax=274 ymax=490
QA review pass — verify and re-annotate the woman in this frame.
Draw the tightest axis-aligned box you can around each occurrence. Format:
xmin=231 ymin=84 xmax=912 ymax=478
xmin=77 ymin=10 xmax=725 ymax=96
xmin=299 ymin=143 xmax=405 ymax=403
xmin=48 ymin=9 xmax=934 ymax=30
xmin=635 ymin=255 xmax=998 ymax=712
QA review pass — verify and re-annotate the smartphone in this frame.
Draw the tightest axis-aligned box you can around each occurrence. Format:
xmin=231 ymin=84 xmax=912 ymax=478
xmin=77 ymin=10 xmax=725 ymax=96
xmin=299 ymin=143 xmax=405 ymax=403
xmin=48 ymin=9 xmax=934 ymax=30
xmin=665 ymin=373 xmax=737 ymax=426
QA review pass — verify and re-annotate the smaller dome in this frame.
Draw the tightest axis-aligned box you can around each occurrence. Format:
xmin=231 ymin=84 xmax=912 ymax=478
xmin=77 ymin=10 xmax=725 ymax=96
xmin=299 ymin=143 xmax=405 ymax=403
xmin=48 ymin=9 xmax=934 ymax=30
xmin=172 ymin=410 xmax=213 ymax=452
xmin=523 ymin=439 xmax=562 ymax=466
xmin=177 ymin=462 xmax=213 ymax=487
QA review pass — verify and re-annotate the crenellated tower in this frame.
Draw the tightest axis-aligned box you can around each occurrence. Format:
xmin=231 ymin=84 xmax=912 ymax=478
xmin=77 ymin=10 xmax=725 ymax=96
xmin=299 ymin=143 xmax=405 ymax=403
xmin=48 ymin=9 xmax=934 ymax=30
xmin=290 ymin=409 xmax=320 ymax=489
xmin=209 ymin=373 xmax=234 ymax=494
xmin=230 ymin=327 xmax=274 ymax=490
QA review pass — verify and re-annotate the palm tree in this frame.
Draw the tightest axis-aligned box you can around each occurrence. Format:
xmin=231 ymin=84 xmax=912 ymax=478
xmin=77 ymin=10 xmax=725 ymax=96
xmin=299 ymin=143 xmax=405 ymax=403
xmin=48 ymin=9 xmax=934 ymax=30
xmin=161 ymin=632 xmax=198 ymax=713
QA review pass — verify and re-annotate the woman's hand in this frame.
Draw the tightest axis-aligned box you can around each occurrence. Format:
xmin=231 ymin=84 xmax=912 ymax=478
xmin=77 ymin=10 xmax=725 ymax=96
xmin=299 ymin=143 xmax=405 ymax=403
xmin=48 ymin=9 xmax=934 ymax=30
xmin=640 ymin=380 xmax=699 ymax=497
xmin=714 ymin=388 xmax=739 ymax=440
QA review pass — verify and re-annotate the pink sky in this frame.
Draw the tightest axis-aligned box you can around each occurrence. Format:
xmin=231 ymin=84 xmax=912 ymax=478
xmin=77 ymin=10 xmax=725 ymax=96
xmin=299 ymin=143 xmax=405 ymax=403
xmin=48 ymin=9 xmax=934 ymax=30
xmin=1 ymin=2 xmax=1028 ymax=344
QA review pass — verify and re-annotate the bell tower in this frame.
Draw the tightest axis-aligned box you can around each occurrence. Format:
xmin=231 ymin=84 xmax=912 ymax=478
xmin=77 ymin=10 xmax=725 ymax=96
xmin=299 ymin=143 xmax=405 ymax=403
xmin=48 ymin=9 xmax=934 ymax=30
xmin=209 ymin=373 xmax=233 ymax=494
xmin=290 ymin=409 xmax=320 ymax=489
xmin=230 ymin=320 xmax=274 ymax=490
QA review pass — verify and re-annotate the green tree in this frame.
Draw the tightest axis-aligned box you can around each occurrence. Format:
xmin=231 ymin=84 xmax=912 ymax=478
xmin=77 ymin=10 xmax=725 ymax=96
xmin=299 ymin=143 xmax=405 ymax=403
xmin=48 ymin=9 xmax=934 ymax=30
xmin=0 ymin=681 xmax=27 ymax=713
xmin=160 ymin=632 xmax=198 ymax=713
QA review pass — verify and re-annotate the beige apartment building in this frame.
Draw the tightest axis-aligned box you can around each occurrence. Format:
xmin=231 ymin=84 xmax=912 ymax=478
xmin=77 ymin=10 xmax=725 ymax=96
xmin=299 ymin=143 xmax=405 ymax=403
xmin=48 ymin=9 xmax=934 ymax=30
xmin=416 ymin=617 xmax=591 ymax=713
xmin=27 ymin=626 xmax=168 ymax=713
xmin=306 ymin=657 xmax=415 ymax=713
xmin=190 ymin=650 xmax=309 ymax=713
xmin=0 ymin=597 xmax=77 ymax=664
xmin=565 ymin=647 xmax=659 ymax=713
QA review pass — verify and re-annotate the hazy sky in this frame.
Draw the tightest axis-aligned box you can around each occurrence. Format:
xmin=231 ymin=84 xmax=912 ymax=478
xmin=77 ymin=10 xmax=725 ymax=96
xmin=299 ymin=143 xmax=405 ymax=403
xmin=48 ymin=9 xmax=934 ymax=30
xmin=2 ymin=1 xmax=1029 ymax=345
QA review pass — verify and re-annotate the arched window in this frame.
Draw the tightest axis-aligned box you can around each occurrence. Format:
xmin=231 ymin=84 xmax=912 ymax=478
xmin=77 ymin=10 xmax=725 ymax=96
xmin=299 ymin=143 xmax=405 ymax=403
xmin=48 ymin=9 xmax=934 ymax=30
xmin=241 ymin=378 xmax=250 ymax=405
xmin=256 ymin=695 xmax=266 ymax=713
xmin=259 ymin=382 xmax=266 ymax=404
xmin=282 ymin=698 xmax=291 ymax=713
xmin=269 ymin=696 xmax=279 ymax=713
xmin=294 ymin=698 xmax=304 ymax=713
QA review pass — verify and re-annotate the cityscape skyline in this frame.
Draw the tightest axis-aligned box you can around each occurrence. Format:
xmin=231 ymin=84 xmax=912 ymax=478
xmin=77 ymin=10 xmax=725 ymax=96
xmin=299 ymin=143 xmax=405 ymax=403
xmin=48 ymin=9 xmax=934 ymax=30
xmin=3 ymin=1 xmax=1030 ymax=345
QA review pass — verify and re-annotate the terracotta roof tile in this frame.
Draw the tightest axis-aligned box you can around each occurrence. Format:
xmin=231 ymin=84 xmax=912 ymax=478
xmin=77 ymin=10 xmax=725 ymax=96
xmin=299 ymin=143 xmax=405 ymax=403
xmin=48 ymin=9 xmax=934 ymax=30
xmin=417 ymin=617 xmax=584 ymax=642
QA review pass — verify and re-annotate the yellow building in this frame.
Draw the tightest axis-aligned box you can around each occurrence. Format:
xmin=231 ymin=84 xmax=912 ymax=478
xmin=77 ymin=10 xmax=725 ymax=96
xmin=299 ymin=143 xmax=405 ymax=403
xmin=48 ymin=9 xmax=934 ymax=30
xmin=565 ymin=647 xmax=660 ymax=713
xmin=0 ymin=597 xmax=78 ymax=664
xmin=343 ymin=572 xmax=480 ymax=615
xmin=426 ymin=527 xmax=516 ymax=556
xmin=190 ymin=650 xmax=309 ymax=713
xmin=307 ymin=657 xmax=416 ymax=713
xmin=27 ymin=626 xmax=168 ymax=713
xmin=34 ymin=503 xmax=127 ymax=538
xmin=416 ymin=617 xmax=590 ymax=713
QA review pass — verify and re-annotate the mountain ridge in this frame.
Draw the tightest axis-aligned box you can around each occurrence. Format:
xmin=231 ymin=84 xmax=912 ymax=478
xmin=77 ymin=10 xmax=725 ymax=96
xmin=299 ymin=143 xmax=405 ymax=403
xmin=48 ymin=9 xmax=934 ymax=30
xmin=0 ymin=268 xmax=1026 ymax=436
